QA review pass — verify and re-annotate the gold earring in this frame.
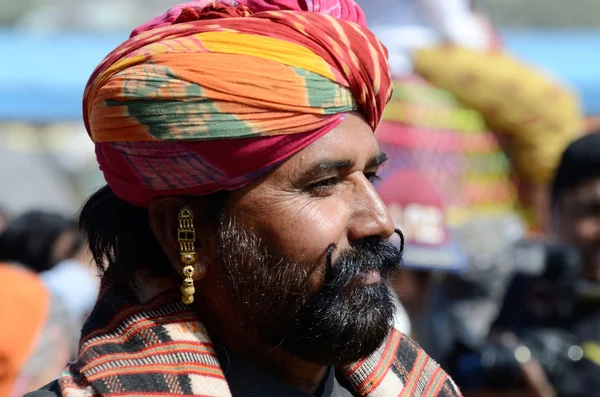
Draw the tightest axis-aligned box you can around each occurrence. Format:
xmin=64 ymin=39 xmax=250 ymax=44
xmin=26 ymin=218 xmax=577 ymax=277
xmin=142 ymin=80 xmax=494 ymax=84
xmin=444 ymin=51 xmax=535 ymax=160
xmin=178 ymin=205 xmax=196 ymax=305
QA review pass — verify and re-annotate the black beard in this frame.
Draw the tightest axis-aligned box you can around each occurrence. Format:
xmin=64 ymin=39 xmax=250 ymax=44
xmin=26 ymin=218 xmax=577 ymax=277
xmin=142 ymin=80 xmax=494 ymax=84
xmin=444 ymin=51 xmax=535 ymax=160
xmin=216 ymin=215 xmax=404 ymax=366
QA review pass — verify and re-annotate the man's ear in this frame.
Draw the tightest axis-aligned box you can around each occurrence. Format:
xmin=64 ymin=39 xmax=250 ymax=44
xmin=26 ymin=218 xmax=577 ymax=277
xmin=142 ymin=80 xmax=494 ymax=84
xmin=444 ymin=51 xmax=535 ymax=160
xmin=148 ymin=197 xmax=216 ymax=281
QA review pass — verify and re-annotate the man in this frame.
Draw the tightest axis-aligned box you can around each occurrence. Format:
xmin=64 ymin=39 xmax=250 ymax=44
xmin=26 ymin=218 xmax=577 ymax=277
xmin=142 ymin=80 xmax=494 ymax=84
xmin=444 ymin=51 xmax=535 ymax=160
xmin=553 ymin=131 xmax=600 ymax=283
xmin=551 ymin=131 xmax=600 ymax=396
xmin=28 ymin=1 xmax=461 ymax=396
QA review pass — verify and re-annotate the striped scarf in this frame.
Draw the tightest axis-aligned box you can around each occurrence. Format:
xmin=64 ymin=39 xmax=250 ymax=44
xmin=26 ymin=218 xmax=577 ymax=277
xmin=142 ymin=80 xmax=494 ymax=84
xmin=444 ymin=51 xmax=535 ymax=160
xmin=57 ymin=281 xmax=461 ymax=396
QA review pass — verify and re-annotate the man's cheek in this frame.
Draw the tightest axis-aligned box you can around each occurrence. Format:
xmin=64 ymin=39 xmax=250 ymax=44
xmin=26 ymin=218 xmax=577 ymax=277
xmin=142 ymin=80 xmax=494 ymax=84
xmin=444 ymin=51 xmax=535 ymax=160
xmin=573 ymin=219 xmax=597 ymax=245
xmin=268 ymin=204 xmax=348 ymax=259
xmin=590 ymin=250 xmax=600 ymax=274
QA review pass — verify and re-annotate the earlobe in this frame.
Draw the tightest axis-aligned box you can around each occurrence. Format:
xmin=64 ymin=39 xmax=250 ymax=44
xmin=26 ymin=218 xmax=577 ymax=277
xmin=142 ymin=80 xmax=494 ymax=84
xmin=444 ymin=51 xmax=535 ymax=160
xmin=148 ymin=197 xmax=183 ymax=267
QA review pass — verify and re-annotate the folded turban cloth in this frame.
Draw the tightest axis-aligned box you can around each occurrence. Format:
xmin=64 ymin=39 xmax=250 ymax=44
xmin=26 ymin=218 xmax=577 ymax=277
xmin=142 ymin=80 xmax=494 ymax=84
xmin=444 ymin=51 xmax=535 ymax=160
xmin=84 ymin=0 xmax=392 ymax=207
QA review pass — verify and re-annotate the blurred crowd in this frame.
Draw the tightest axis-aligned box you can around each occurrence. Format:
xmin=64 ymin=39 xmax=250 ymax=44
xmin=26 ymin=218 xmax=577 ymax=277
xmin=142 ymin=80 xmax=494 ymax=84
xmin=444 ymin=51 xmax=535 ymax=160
xmin=0 ymin=210 xmax=99 ymax=395
xmin=1 ymin=0 xmax=600 ymax=396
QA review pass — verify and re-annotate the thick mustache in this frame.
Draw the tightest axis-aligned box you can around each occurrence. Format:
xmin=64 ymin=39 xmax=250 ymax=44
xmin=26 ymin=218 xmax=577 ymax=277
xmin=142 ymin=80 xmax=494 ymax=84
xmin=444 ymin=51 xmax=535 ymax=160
xmin=323 ymin=229 xmax=404 ymax=288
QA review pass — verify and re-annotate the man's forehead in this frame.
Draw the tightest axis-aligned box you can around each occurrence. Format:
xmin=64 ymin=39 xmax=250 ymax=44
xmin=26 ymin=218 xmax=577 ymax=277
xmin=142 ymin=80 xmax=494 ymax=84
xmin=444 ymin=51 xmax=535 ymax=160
xmin=564 ymin=178 xmax=600 ymax=205
xmin=290 ymin=113 xmax=379 ymax=164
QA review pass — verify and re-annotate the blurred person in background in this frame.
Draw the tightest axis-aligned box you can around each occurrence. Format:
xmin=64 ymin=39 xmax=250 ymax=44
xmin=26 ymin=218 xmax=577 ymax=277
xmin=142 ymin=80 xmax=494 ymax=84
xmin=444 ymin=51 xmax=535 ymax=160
xmin=0 ymin=263 xmax=76 ymax=396
xmin=445 ymin=133 xmax=600 ymax=397
xmin=0 ymin=207 xmax=9 ymax=234
xmin=550 ymin=131 xmax=600 ymax=394
xmin=356 ymin=0 xmax=496 ymax=77
xmin=0 ymin=210 xmax=99 ymax=324
xmin=0 ymin=210 xmax=81 ymax=273
xmin=553 ymin=131 xmax=600 ymax=284
xmin=27 ymin=1 xmax=461 ymax=396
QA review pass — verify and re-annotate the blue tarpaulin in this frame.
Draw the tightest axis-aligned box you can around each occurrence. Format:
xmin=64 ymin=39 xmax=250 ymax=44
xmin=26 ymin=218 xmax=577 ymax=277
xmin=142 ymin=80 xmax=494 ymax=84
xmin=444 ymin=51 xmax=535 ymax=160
xmin=1 ymin=29 xmax=600 ymax=121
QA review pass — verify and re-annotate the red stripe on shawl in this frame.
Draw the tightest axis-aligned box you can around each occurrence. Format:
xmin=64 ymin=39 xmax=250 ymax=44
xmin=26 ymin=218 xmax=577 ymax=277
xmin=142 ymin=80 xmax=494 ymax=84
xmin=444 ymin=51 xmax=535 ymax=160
xmin=352 ymin=330 xmax=403 ymax=395
xmin=400 ymin=350 xmax=429 ymax=397
xmin=104 ymin=392 xmax=220 ymax=397
xmin=82 ymin=342 xmax=217 ymax=372
xmin=421 ymin=366 xmax=447 ymax=397
xmin=80 ymin=313 xmax=205 ymax=357
xmin=80 ymin=291 xmax=184 ymax=346
xmin=87 ymin=363 xmax=225 ymax=381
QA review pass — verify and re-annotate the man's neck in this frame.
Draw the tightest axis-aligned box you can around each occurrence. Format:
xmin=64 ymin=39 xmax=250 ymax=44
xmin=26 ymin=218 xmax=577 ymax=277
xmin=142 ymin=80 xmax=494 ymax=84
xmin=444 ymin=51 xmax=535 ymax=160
xmin=220 ymin=333 xmax=328 ymax=395
xmin=199 ymin=308 xmax=328 ymax=395
xmin=261 ymin=351 xmax=328 ymax=395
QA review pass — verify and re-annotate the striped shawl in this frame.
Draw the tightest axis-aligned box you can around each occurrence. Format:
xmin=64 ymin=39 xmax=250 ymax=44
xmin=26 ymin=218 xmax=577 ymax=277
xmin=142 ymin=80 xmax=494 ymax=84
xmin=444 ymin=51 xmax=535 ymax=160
xmin=58 ymin=282 xmax=461 ymax=396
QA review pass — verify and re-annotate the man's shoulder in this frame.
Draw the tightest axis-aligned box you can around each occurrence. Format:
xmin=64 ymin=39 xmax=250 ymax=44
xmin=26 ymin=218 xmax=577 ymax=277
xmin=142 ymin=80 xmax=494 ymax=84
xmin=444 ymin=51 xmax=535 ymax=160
xmin=24 ymin=380 xmax=62 ymax=397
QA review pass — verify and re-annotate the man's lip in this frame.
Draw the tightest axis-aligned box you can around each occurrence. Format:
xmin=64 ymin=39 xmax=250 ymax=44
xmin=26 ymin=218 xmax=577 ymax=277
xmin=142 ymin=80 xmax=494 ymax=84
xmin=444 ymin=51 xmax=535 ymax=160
xmin=358 ymin=269 xmax=381 ymax=285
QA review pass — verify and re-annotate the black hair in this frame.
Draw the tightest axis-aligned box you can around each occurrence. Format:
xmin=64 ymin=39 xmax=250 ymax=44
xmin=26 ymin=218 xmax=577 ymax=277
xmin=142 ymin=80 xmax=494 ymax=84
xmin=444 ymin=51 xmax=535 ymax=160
xmin=0 ymin=210 xmax=79 ymax=272
xmin=79 ymin=185 xmax=227 ymax=283
xmin=551 ymin=131 xmax=600 ymax=208
xmin=79 ymin=185 xmax=172 ymax=283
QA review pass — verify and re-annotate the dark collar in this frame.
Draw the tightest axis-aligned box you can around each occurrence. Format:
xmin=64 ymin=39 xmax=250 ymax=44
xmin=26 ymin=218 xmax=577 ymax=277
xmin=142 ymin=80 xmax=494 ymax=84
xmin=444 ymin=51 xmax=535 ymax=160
xmin=215 ymin=345 xmax=354 ymax=397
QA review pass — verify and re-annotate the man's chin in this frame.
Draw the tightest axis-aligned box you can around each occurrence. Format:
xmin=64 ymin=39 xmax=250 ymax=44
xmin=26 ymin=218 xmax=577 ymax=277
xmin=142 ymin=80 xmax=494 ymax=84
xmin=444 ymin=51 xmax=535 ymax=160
xmin=584 ymin=251 xmax=600 ymax=282
xmin=282 ymin=322 xmax=393 ymax=367
xmin=275 ymin=284 xmax=396 ymax=366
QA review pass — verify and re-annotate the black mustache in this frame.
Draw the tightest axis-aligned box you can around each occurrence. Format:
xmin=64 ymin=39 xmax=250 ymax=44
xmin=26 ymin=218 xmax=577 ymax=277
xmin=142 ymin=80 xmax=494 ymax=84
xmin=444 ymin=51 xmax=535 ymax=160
xmin=323 ymin=229 xmax=404 ymax=289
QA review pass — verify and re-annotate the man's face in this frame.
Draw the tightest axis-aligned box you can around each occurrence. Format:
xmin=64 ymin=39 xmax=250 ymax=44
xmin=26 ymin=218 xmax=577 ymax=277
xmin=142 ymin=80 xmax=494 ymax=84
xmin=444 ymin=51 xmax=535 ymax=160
xmin=556 ymin=178 xmax=600 ymax=281
xmin=200 ymin=113 xmax=401 ymax=365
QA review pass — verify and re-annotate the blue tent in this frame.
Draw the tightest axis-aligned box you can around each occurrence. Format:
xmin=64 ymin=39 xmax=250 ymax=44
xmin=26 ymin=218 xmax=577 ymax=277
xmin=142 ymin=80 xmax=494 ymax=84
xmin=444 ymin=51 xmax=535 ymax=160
xmin=1 ymin=29 xmax=600 ymax=121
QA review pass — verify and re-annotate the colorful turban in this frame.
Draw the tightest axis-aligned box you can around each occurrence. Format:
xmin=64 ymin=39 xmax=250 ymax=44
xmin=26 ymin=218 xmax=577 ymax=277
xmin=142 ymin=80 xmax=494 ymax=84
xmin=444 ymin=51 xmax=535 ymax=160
xmin=84 ymin=0 xmax=392 ymax=207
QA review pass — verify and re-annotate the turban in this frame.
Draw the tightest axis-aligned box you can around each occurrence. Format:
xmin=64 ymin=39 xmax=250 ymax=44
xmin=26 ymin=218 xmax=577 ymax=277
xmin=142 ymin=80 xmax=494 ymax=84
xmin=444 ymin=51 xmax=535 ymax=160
xmin=84 ymin=0 xmax=392 ymax=207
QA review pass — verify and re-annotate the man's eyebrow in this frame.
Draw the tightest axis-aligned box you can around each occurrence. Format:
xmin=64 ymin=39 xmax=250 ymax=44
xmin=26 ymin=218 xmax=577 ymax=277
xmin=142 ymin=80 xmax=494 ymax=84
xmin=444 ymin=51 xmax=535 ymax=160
xmin=306 ymin=159 xmax=354 ymax=177
xmin=573 ymin=195 xmax=600 ymax=207
xmin=302 ymin=152 xmax=387 ymax=179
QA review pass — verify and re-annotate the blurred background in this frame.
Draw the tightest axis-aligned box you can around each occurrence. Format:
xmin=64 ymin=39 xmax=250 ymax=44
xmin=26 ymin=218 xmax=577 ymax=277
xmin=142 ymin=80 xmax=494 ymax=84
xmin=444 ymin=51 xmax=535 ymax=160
xmin=1 ymin=1 xmax=600 ymax=396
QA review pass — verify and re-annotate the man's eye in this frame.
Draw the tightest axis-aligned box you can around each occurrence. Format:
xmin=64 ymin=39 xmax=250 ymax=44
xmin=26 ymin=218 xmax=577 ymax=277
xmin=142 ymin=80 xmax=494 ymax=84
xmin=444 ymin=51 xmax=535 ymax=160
xmin=307 ymin=177 xmax=341 ymax=192
xmin=365 ymin=172 xmax=382 ymax=183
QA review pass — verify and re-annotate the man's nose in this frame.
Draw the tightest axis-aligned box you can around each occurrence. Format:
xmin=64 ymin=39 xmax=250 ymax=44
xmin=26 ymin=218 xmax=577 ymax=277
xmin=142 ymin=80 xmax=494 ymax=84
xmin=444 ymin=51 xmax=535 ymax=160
xmin=579 ymin=216 xmax=600 ymax=244
xmin=589 ymin=218 xmax=600 ymax=242
xmin=347 ymin=176 xmax=395 ymax=242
